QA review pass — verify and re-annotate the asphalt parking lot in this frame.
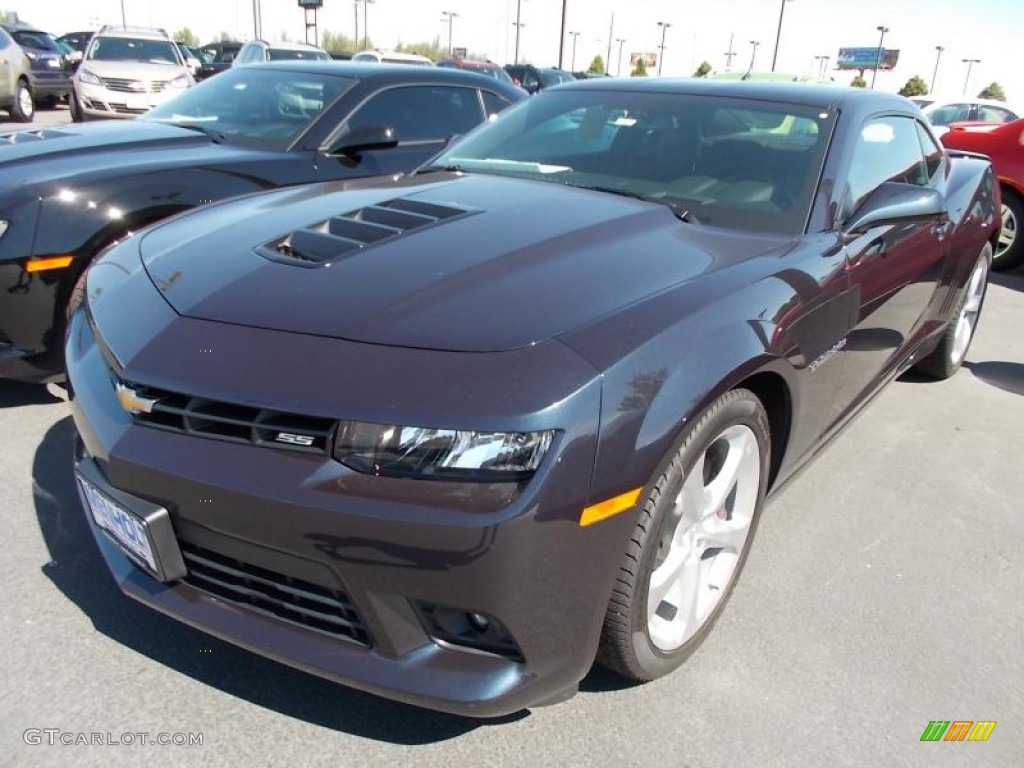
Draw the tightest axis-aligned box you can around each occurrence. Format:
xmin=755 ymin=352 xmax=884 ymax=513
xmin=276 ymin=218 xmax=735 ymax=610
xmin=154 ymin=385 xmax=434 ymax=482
xmin=0 ymin=103 xmax=71 ymax=131
xmin=1 ymin=107 xmax=1022 ymax=767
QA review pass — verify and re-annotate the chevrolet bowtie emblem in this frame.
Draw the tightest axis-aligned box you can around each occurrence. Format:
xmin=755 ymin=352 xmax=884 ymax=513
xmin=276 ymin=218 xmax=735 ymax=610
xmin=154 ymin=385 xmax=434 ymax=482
xmin=115 ymin=382 xmax=158 ymax=414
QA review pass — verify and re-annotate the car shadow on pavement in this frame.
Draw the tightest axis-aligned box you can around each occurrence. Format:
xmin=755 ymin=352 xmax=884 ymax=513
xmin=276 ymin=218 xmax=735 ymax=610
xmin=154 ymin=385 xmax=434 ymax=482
xmin=32 ymin=416 xmax=524 ymax=743
xmin=0 ymin=380 xmax=62 ymax=408
xmin=989 ymin=269 xmax=1024 ymax=292
xmin=964 ymin=361 xmax=1024 ymax=396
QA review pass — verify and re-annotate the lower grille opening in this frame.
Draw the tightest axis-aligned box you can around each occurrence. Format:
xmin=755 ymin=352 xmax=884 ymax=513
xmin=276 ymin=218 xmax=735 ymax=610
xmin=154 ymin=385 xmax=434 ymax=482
xmin=180 ymin=542 xmax=371 ymax=647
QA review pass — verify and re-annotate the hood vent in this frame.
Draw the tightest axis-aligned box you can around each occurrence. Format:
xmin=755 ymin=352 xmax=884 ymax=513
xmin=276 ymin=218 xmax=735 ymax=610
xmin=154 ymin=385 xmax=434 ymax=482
xmin=1 ymin=128 xmax=70 ymax=144
xmin=264 ymin=197 xmax=471 ymax=267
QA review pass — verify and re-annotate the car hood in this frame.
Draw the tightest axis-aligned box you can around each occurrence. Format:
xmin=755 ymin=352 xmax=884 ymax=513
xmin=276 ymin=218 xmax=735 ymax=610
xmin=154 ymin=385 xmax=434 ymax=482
xmin=78 ymin=60 xmax=186 ymax=80
xmin=0 ymin=120 xmax=267 ymax=194
xmin=139 ymin=174 xmax=776 ymax=352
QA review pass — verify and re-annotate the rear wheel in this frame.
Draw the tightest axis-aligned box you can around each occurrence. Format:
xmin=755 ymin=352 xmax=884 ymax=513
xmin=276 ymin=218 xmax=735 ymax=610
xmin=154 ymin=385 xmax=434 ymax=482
xmin=598 ymin=389 xmax=770 ymax=681
xmin=993 ymin=188 xmax=1023 ymax=271
xmin=915 ymin=243 xmax=991 ymax=380
xmin=10 ymin=79 xmax=34 ymax=123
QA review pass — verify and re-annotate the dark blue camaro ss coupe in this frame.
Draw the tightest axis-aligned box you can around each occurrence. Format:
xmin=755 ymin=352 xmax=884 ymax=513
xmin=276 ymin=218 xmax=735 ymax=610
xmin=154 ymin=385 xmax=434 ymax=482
xmin=67 ymin=80 xmax=998 ymax=716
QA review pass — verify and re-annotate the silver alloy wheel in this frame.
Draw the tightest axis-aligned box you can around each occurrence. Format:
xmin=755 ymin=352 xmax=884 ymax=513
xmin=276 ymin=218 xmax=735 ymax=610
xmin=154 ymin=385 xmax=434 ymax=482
xmin=950 ymin=253 xmax=989 ymax=366
xmin=18 ymin=86 xmax=33 ymax=118
xmin=998 ymin=202 xmax=1018 ymax=258
xmin=647 ymin=423 xmax=761 ymax=651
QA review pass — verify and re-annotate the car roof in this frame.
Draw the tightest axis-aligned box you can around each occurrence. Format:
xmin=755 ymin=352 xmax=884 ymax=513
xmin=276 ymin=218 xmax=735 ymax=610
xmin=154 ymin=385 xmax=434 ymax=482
xmin=244 ymin=60 xmax=511 ymax=82
xmin=94 ymin=27 xmax=171 ymax=40
xmin=559 ymin=77 xmax=913 ymax=112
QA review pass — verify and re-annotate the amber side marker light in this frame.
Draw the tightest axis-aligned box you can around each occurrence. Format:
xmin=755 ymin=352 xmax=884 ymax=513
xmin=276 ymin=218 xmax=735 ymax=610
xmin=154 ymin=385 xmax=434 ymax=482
xmin=25 ymin=255 xmax=74 ymax=273
xmin=580 ymin=487 xmax=643 ymax=527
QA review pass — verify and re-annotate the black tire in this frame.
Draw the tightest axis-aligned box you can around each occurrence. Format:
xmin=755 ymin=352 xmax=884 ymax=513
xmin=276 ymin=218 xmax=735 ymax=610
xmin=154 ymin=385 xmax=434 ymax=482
xmin=993 ymin=187 xmax=1024 ymax=272
xmin=36 ymin=94 xmax=59 ymax=110
xmin=10 ymin=79 xmax=34 ymax=123
xmin=66 ymin=268 xmax=88 ymax=322
xmin=69 ymin=92 xmax=85 ymax=123
xmin=598 ymin=388 xmax=770 ymax=681
xmin=915 ymin=242 xmax=991 ymax=380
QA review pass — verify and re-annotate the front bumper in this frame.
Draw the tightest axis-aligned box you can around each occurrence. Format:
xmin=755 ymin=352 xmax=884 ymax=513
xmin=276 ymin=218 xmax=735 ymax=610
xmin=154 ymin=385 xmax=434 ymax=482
xmin=76 ymin=82 xmax=183 ymax=119
xmin=28 ymin=68 xmax=73 ymax=98
xmin=66 ymin=291 xmax=635 ymax=716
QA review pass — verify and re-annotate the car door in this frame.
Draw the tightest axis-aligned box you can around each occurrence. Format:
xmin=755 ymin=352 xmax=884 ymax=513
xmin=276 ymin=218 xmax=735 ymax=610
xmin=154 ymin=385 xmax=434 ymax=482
xmin=315 ymin=84 xmax=487 ymax=180
xmin=0 ymin=28 xmax=16 ymax=102
xmin=836 ymin=115 xmax=950 ymax=406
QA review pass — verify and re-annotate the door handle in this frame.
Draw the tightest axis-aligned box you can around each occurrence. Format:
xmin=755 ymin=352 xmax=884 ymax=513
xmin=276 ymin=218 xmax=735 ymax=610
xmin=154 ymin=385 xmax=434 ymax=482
xmin=933 ymin=220 xmax=953 ymax=241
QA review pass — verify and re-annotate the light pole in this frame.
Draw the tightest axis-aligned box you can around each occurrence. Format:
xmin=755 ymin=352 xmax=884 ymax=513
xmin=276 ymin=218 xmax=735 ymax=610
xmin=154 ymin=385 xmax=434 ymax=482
xmin=569 ymin=31 xmax=580 ymax=71
xmin=871 ymin=25 xmax=888 ymax=89
xmin=514 ymin=0 xmax=524 ymax=64
xmin=962 ymin=58 xmax=981 ymax=96
xmin=353 ymin=1 xmax=359 ymax=49
xmin=771 ymin=0 xmax=792 ymax=73
xmin=252 ymin=0 xmax=262 ymax=40
xmin=441 ymin=11 xmax=457 ymax=56
xmin=616 ymin=37 xmax=626 ymax=76
xmin=657 ymin=21 xmax=671 ymax=76
xmin=812 ymin=55 xmax=822 ymax=77
xmin=362 ymin=0 xmax=375 ymax=50
xmin=723 ymin=33 xmax=736 ymax=71
xmin=930 ymin=46 xmax=944 ymax=94
xmin=120 ymin=0 xmax=126 ymax=26
xmin=748 ymin=40 xmax=760 ymax=73
xmin=558 ymin=0 xmax=568 ymax=69
xmin=820 ymin=54 xmax=830 ymax=77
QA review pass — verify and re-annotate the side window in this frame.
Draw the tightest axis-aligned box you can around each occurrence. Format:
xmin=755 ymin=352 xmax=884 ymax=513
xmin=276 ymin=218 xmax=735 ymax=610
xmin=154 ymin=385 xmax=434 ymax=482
xmin=0 ymin=29 xmax=10 ymax=51
xmin=521 ymin=70 xmax=540 ymax=90
xmin=347 ymin=86 xmax=484 ymax=142
xmin=845 ymin=116 xmax=928 ymax=218
xmin=482 ymin=90 xmax=512 ymax=119
xmin=927 ymin=103 xmax=970 ymax=127
xmin=977 ymin=105 xmax=1015 ymax=123
xmin=915 ymin=121 xmax=945 ymax=184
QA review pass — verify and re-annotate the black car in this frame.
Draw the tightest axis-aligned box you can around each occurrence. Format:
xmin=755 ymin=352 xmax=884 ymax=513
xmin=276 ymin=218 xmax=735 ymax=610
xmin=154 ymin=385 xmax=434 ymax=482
xmin=56 ymin=30 xmax=94 ymax=67
xmin=1 ymin=23 xmax=72 ymax=106
xmin=0 ymin=62 xmax=524 ymax=382
xmin=504 ymin=64 xmax=575 ymax=93
xmin=196 ymin=40 xmax=242 ymax=80
xmin=66 ymin=81 xmax=997 ymax=716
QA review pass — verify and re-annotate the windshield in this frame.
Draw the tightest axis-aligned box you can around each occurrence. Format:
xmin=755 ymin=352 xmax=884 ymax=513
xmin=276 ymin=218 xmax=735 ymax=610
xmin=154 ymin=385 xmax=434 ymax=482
xmin=88 ymin=36 xmax=181 ymax=64
xmin=268 ymin=48 xmax=331 ymax=61
xmin=431 ymin=89 xmax=835 ymax=234
xmin=13 ymin=30 xmax=62 ymax=52
xmin=142 ymin=67 xmax=353 ymax=149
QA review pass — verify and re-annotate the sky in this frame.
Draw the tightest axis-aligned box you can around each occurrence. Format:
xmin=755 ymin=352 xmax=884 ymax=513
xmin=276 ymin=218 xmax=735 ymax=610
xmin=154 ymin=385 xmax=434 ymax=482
xmin=6 ymin=0 xmax=1024 ymax=102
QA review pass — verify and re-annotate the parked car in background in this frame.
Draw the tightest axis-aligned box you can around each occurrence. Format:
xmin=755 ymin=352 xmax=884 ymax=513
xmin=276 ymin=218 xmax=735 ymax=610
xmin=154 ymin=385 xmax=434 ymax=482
xmin=504 ymin=64 xmax=575 ymax=93
xmin=1 ymin=22 xmax=72 ymax=107
xmin=56 ymin=30 xmax=94 ymax=66
xmin=71 ymin=25 xmax=193 ymax=121
xmin=437 ymin=58 xmax=516 ymax=85
xmin=234 ymin=39 xmax=331 ymax=64
xmin=0 ymin=62 xmax=524 ymax=383
xmin=0 ymin=25 xmax=33 ymax=121
xmin=65 ymin=81 xmax=996 ymax=717
xmin=942 ymin=117 xmax=1024 ymax=270
xmin=911 ymin=96 xmax=1019 ymax=134
xmin=197 ymin=40 xmax=242 ymax=80
xmin=176 ymin=42 xmax=203 ymax=79
xmin=351 ymin=50 xmax=433 ymax=66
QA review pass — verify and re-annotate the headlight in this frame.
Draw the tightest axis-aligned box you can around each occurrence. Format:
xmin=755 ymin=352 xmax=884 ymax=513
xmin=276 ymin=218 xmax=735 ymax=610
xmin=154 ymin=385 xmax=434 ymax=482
xmin=167 ymin=73 xmax=190 ymax=89
xmin=78 ymin=68 xmax=101 ymax=86
xmin=333 ymin=421 xmax=555 ymax=481
xmin=24 ymin=50 xmax=38 ymax=61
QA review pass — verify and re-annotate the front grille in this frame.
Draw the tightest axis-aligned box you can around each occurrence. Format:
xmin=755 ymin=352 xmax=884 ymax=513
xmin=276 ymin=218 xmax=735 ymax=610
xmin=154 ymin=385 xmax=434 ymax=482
xmin=108 ymin=103 xmax=148 ymax=115
xmin=118 ymin=378 xmax=336 ymax=455
xmin=101 ymin=76 xmax=149 ymax=92
xmin=180 ymin=542 xmax=371 ymax=646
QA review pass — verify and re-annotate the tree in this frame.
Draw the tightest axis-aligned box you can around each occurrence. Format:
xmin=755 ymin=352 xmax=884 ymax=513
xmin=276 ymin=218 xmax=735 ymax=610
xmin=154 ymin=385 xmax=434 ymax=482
xmin=396 ymin=37 xmax=447 ymax=61
xmin=851 ymin=74 xmax=867 ymax=88
xmin=587 ymin=55 xmax=605 ymax=75
xmin=978 ymin=82 xmax=1006 ymax=101
xmin=174 ymin=27 xmax=199 ymax=46
xmin=217 ymin=31 xmax=235 ymax=42
xmin=631 ymin=57 xmax=648 ymax=77
xmin=693 ymin=61 xmax=712 ymax=78
xmin=898 ymin=75 xmax=928 ymax=97
xmin=320 ymin=31 xmax=359 ymax=55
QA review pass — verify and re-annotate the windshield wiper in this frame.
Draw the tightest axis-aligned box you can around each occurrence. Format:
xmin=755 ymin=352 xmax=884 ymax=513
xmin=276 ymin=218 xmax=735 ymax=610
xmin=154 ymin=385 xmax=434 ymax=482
xmin=414 ymin=164 xmax=466 ymax=175
xmin=570 ymin=184 xmax=698 ymax=223
xmin=167 ymin=122 xmax=226 ymax=144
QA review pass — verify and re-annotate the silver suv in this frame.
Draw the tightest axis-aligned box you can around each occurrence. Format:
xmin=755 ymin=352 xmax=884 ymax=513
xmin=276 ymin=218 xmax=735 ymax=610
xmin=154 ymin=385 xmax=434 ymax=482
xmin=0 ymin=25 xmax=33 ymax=122
xmin=71 ymin=25 xmax=193 ymax=121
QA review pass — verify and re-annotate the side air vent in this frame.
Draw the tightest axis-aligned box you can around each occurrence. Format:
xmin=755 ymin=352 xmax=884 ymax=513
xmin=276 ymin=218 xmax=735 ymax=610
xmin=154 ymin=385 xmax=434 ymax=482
xmin=263 ymin=197 xmax=471 ymax=267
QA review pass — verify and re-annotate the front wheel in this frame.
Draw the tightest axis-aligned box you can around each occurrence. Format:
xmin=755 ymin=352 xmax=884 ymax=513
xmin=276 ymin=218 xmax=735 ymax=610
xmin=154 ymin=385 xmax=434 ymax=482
xmin=598 ymin=388 xmax=770 ymax=681
xmin=915 ymin=243 xmax=991 ymax=380
xmin=69 ymin=92 xmax=85 ymax=123
xmin=10 ymin=80 xmax=34 ymax=123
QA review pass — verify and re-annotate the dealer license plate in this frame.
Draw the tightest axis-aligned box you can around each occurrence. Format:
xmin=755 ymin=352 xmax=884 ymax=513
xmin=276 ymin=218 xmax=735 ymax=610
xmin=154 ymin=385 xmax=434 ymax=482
xmin=78 ymin=475 xmax=157 ymax=573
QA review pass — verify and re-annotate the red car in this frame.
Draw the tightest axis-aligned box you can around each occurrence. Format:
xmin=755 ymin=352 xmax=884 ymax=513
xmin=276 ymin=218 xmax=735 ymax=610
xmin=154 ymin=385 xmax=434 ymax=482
xmin=942 ymin=119 xmax=1024 ymax=270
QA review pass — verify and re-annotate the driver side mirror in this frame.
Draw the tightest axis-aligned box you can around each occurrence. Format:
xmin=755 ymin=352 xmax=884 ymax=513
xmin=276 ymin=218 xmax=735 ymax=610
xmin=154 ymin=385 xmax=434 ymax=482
xmin=326 ymin=126 xmax=398 ymax=158
xmin=843 ymin=182 xmax=945 ymax=237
